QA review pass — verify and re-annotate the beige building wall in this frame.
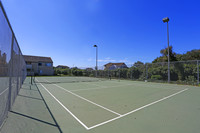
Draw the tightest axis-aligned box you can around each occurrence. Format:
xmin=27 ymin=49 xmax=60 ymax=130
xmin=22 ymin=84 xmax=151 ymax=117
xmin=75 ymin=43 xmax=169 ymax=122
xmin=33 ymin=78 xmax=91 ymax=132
xmin=24 ymin=55 xmax=54 ymax=76
xmin=27 ymin=62 xmax=53 ymax=76
xmin=38 ymin=63 xmax=54 ymax=76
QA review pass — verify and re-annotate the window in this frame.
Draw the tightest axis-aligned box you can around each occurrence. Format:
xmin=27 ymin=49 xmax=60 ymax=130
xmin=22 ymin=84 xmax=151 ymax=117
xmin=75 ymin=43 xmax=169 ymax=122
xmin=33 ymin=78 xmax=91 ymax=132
xmin=38 ymin=63 xmax=42 ymax=66
xmin=45 ymin=63 xmax=52 ymax=67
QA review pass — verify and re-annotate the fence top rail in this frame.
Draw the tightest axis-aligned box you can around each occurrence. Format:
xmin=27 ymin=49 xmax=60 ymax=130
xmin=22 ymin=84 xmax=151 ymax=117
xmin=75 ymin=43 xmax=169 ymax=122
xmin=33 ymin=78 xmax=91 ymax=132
xmin=145 ymin=60 xmax=200 ymax=65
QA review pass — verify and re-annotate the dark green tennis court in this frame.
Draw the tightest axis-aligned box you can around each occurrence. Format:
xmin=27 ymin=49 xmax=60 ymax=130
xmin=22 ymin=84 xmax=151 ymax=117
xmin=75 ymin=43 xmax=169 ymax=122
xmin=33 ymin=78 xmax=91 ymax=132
xmin=31 ymin=76 xmax=200 ymax=133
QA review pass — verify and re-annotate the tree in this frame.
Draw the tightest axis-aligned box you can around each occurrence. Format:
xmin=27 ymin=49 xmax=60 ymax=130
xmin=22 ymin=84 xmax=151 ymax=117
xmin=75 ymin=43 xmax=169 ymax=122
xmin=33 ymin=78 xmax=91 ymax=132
xmin=133 ymin=61 xmax=144 ymax=67
xmin=153 ymin=46 xmax=177 ymax=63
xmin=177 ymin=49 xmax=200 ymax=61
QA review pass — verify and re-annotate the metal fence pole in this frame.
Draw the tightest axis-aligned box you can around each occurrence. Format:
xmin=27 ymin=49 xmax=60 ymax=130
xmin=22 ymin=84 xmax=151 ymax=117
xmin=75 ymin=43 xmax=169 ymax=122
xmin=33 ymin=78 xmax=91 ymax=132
xmin=146 ymin=63 xmax=148 ymax=81
xmin=8 ymin=34 xmax=14 ymax=111
xmin=96 ymin=46 xmax=98 ymax=78
xmin=167 ymin=22 xmax=170 ymax=83
xmin=131 ymin=69 xmax=133 ymax=80
xmin=118 ymin=69 xmax=120 ymax=81
xmin=197 ymin=60 xmax=199 ymax=85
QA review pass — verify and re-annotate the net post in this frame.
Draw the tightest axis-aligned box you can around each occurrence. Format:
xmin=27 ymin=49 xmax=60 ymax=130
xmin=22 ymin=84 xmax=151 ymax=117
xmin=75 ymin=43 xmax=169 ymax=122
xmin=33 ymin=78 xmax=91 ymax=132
xmin=31 ymin=75 xmax=33 ymax=85
xmin=197 ymin=60 xmax=199 ymax=85
xmin=30 ymin=68 xmax=33 ymax=85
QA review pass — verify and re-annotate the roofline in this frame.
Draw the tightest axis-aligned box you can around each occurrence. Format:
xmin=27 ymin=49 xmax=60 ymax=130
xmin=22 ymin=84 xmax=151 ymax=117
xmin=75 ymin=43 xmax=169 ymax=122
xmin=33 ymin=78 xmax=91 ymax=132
xmin=23 ymin=55 xmax=53 ymax=63
xmin=104 ymin=62 xmax=126 ymax=66
xmin=24 ymin=55 xmax=52 ymax=58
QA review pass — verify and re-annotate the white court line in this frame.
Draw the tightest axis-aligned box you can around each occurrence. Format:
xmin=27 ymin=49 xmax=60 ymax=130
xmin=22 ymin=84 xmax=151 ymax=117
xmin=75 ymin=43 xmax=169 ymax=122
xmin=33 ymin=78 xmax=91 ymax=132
xmin=71 ymin=83 xmax=133 ymax=92
xmin=87 ymin=88 xmax=188 ymax=130
xmin=35 ymin=78 xmax=90 ymax=130
xmin=44 ymin=79 xmax=122 ymax=116
xmin=83 ymin=82 xmax=107 ymax=88
xmin=0 ymin=87 xmax=9 ymax=96
xmin=37 ymin=78 xmax=189 ymax=130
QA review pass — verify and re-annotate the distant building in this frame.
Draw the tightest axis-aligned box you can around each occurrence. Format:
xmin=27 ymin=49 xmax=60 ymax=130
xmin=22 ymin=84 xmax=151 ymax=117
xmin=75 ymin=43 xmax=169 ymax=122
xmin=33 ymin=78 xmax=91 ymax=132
xmin=56 ymin=65 xmax=69 ymax=69
xmin=104 ymin=63 xmax=128 ymax=70
xmin=24 ymin=55 xmax=54 ymax=76
xmin=85 ymin=68 xmax=94 ymax=71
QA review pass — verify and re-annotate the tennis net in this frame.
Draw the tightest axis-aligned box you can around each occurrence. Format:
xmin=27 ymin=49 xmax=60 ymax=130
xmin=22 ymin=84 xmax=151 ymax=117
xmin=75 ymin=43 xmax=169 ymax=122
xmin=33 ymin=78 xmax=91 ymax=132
xmin=33 ymin=76 xmax=108 ymax=84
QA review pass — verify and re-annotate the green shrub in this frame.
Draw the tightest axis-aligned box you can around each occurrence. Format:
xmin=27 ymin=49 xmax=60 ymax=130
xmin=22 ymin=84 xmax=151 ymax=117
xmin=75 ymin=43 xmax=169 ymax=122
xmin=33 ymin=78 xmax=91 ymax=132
xmin=151 ymin=75 xmax=162 ymax=80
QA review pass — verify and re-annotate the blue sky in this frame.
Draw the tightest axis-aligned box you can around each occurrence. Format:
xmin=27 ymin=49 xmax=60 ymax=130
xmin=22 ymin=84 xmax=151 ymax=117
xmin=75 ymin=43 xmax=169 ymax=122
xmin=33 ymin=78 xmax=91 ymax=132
xmin=1 ymin=0 xmax=200 ymax=67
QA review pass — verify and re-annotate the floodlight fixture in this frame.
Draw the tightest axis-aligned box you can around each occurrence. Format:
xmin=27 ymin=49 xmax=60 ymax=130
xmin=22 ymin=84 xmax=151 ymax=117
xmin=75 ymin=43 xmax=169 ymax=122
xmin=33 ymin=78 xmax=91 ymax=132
xmin=162 ymin=17 xmax=169 ymax=23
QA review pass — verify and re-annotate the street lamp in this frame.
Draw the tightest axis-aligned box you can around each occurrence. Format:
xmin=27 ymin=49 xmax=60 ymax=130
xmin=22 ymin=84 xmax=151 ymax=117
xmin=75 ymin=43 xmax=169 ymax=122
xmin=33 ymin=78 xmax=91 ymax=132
xmin=162 ymin=17 xmax=170 ymax=83
xmin=93 ymin=45 xmax=98 ymax=77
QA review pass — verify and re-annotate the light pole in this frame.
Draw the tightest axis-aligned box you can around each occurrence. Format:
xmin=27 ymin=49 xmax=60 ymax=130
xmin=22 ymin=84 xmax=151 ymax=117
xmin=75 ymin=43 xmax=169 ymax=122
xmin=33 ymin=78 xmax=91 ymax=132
xmin=162 ymin=17 xmax=170 ymax=83
xmin=93 ymin=45 xmax=98 ymax=77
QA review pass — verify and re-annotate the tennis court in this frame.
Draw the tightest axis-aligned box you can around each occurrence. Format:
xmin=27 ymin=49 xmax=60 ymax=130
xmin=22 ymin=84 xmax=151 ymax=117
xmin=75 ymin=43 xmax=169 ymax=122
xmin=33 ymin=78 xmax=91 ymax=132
xmin=34 ymin=76 xmax=200 ymax=133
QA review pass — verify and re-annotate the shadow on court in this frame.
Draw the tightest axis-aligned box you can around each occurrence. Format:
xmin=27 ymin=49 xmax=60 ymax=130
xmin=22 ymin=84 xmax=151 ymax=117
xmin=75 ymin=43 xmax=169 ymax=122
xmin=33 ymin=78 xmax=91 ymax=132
xmin=0 ymin=78 xmax=62 ymax=133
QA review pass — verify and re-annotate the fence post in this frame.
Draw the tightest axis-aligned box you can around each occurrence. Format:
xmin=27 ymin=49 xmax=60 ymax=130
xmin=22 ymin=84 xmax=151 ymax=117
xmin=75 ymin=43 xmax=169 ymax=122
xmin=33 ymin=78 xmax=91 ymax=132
xmin=8 ymin=34 xmax=14 ymax=111
xmin=118 ymin=69 xmax=120 ymax=81
xmin=131 ymin=68 xmax=133 ymax=80
xmin=197 ymin=60 xmax=199 ymax=85
xmin=146 ymin=63 xmax=148 ymax=81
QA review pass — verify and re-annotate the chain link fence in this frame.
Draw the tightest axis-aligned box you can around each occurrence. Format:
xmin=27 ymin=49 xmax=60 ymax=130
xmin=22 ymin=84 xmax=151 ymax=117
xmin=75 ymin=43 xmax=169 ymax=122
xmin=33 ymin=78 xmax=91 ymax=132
xmin=146 ymin=61 xmax=199 ymax=84
xmin=0 ymin=1 xmax=27 ymax=128
xmin=54 ymin=60 xmax=199 ymax=85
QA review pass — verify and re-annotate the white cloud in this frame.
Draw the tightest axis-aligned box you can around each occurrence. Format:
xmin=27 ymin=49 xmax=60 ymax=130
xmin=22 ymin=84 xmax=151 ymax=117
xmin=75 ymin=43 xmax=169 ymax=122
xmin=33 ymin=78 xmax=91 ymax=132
xmin=105 ymin=57 xmax=111 ymax=60
xmin=119 ymin=58 xmax=128 ymax=62
xmin=98 ymin=59 xmax=116 ymax=62
xmin=97 ymin=57 xmax=115 ymax=62
xmin=87 ymin=58 xmax=93 ymax=61
xmin=87 ymin=57 xmax=115 ymax=63
xmin=88 ymin=57 xmax=133 ymax=65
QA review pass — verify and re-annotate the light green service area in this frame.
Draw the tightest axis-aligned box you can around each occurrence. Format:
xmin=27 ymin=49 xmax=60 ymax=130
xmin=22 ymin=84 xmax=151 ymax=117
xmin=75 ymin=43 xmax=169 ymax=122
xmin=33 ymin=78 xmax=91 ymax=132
xmin=1 ymin=76 xmax=200 ymax=133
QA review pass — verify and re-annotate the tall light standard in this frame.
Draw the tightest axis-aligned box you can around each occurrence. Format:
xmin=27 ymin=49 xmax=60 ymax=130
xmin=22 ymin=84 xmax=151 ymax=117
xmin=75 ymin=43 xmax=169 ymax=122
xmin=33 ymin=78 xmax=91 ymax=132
xmin=93 ymin=45 xmax=98 ymax=77
xmin=162 ymin=17 xmax=170 ymax=83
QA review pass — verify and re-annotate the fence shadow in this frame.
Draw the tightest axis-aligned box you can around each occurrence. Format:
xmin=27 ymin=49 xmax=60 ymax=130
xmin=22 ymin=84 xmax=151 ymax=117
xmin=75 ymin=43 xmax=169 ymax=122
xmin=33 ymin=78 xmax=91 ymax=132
xmin=10 ymin=111 xmax=57 ymax=127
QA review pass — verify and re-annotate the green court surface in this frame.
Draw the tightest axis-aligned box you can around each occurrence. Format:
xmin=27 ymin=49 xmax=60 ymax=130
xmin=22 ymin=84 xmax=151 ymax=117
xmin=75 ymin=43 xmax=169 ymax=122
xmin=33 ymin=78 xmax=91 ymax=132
xmin=35 ymin=77 xmax=200 ymax=133
xmin=1 ymin=77 xmax=200 ymax=133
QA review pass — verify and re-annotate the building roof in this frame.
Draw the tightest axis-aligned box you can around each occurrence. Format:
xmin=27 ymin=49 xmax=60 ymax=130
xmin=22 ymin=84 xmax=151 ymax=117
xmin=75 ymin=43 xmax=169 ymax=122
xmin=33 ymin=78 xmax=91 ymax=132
xmin=24 ymin=55 xmax=53 ymax=63
xmin=104 ymin=62 xmax=127 ymax=67
xmin=56 ymin=65 xmax=69 ymax=68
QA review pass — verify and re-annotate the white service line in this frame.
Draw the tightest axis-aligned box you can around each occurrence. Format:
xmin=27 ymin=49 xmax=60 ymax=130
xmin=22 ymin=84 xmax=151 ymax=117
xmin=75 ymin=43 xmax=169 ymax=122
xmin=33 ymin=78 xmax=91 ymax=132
xmin=84 ymin=82 xmax=107 ymax=88
xmin=71 ymin=86 xmax=104 ymax=92
xmin=71 ymin=83 xmax=133 ymax=92
xmin=44 ymin=79 xmax=122 ymax=116
xmin=87 ymin=88 xmax=188 ymax=130
xmin=0 ymin=87 xmax=9 ymax=96
xmin=35 ymin=78 xmax=90 ymax=130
